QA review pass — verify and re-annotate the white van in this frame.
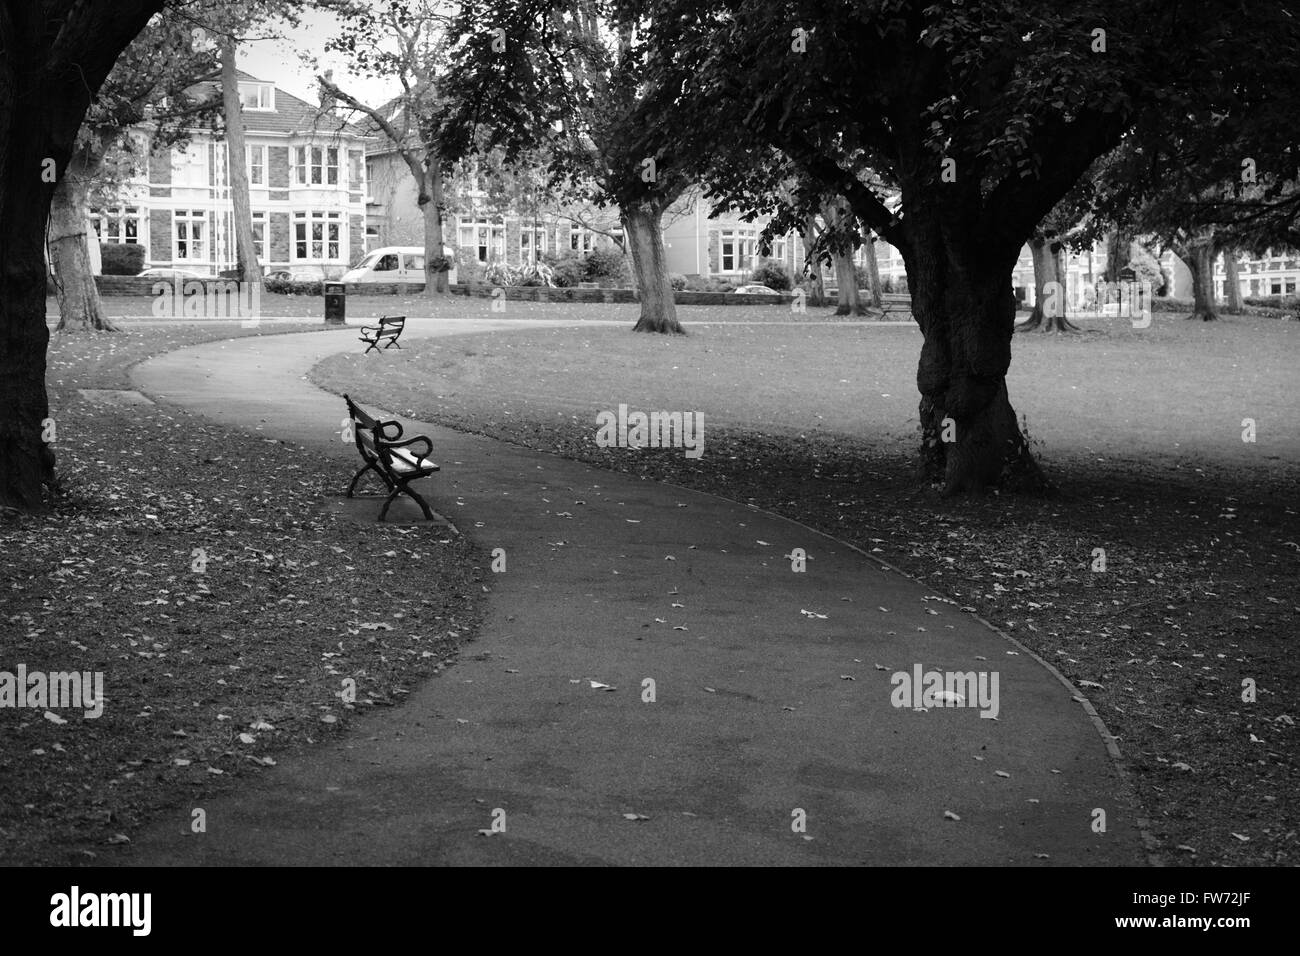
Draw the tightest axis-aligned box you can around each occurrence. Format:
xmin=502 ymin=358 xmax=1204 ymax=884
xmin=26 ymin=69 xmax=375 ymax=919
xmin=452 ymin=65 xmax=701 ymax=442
xmin=342 ymin=246 xmax=457 ymax=286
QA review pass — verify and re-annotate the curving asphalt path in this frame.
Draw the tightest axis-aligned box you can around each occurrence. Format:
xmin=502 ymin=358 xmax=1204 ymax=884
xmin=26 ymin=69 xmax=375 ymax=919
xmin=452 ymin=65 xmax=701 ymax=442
xmin=121 ymin=318 xmax=1151 ymax=866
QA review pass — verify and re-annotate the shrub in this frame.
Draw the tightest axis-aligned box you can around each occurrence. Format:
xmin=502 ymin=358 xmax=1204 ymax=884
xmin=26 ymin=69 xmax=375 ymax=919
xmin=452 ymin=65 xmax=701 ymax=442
xmin=582 ymin=246 xmax=629 ymax=283
xmin=455 ymin=253 xmax=486 ymax=286
xmin=100 ymin=242 xmax=146 ymax=276
xmin=484 ymin=262 xmax=523 ymax=287
xmin=669 ymin=273 xmax=687 ymax=291
xmin=543 ymin=252 xmax=585 ymax=288
xmin=749 ymin=260 xmax=791 ymax=291
xmin=428 ymin=254 xmax=453 ymax=273
xmin=265 ymin=278 xmax=323 ymax=296
xmin=1150 ymin=296 xmax=1194 ymax=312
xmin=1244 ymin=294 xmax=1300 ymax=312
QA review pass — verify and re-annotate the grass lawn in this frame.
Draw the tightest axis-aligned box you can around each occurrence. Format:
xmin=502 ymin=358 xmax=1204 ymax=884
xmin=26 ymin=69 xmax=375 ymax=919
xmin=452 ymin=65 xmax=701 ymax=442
xmin=313 ymin=308 xmax=1300 ymax=866
xmin=0 ymin=323 xmax=488 ymax=865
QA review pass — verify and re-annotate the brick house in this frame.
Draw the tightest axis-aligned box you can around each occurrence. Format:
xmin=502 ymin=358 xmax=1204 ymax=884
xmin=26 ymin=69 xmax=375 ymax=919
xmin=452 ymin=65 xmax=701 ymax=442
xmin=92 ymin=72 xmax=370 ymax=277
xmin=364 ymin=146 xmax=629 ymax=269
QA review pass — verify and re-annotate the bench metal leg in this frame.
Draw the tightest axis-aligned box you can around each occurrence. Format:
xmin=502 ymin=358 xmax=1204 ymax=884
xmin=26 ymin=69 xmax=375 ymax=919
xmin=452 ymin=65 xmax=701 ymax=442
xmin=402 ymin=485 xmax=435 ymax=520
xmin=347 ymin=461 xmax=393 ymax=497
xmin=377 ymin=482 xmax=435 ymax=522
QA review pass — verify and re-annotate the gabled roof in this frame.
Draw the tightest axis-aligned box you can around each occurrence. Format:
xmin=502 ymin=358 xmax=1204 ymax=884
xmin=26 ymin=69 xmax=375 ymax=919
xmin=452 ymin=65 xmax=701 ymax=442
xmin=353 ymin=94 xmax=419 ymax=155
xmin=190 ymin=70 xmax=371 ymax=139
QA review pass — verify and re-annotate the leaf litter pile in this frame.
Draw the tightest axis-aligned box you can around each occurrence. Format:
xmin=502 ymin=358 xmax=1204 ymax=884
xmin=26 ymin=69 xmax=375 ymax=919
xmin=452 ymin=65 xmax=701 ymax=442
xmin=321 ymin=340 xmax=1299 ymax=868
xmin=0 ymin=325 xmax=486 ymax=864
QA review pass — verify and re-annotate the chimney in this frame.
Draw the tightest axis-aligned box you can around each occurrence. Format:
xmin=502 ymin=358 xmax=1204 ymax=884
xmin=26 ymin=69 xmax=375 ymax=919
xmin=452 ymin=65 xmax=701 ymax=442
xmin=320 ymin=70 xmax=336 ymax=112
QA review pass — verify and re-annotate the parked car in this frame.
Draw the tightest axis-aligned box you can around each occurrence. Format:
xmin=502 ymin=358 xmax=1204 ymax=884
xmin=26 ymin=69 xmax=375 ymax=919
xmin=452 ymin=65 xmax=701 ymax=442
xmin=341 ymin=246 xmax=457 ymax=285
xmin=734 ymin=284 xmax=781 ymax=295
xmin=264 ymin=269 xmax=319 ymax=281
xmin=138 ymin=267 xmax=207 ymax=281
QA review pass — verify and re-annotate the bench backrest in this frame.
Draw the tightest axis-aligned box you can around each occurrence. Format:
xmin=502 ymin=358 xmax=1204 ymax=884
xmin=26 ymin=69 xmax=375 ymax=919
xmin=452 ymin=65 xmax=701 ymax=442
xmin=378 ymin=315 xmax=405 ymax=333
xmin=345 ymin=394 xmax=400 ymax=466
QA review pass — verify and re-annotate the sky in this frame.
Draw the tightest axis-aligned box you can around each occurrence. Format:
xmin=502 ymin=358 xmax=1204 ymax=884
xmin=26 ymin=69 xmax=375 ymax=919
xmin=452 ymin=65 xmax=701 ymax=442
xmin=237 ymin=7 xmax=401 ymax=111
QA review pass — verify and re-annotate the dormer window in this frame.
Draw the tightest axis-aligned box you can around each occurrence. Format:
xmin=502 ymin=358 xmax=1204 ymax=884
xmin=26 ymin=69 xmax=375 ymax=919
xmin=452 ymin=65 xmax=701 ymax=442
xmin=239 ymin=83 xmax=274 ymax=111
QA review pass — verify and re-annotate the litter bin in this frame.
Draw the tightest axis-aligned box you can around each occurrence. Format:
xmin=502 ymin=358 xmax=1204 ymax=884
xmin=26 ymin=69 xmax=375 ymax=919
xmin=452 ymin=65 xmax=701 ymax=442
xmin=325 ymin=282 xmax=346 ymax=325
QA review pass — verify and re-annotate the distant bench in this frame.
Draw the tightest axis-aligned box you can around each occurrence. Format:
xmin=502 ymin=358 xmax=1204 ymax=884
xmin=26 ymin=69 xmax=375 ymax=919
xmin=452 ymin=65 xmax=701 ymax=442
xmin=359 ymin=315 xmax=405 ymax=353
xmin=878 ymin=293 xmax=912 ymax=318
xmin=344 ymin=394 xmax=439 ymax=521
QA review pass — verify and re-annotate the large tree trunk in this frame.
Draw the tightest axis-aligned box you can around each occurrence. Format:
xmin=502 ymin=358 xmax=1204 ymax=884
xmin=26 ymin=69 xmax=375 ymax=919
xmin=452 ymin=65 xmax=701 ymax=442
xmin=822 ymin=198 xmax=867 ymax=316
xmin=624 ymin=200 xmax=683 ymax=334
xmin=1 ymin=128 xmax=59 ymax=511
xmin=1223 ymin=249 xmax=1243 ymax=314
xmin=1017 ymin=236 xmax=1079 ymax=333
xmin=862 ymin=233 xmax=882 ymax=309
xmin=0 ymin=0 xmax=164 ymax=514
xmin=904 ymin=224 xmax=1045 ymax=496
xmin=50 ymin=150 xmax=115 ymax=332
xmin=1177 ymin=238 xmax=1219 ymax=321
xmin=832 ymin=251 xmax=866 ymax=315
xmin=220 ymin=37 xmax=262 ymax=288
xmin=802 ymin=213 xmax=824 ymax=306
xmin=421 ymin=154 xmax=449 ymax=296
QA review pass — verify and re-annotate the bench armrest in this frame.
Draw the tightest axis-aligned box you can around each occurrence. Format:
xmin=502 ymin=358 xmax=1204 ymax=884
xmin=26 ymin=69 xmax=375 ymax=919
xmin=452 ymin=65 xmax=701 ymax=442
xmin=375 ymin=419 xmax=405 ymax=441
xmin=385 ymin=434 xmax=433 ymax=467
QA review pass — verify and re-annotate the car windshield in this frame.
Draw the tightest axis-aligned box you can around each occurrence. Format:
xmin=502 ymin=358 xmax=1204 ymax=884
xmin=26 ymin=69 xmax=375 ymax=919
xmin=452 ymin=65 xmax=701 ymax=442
xmin=354 ymin=252 xmax=380 ymax=270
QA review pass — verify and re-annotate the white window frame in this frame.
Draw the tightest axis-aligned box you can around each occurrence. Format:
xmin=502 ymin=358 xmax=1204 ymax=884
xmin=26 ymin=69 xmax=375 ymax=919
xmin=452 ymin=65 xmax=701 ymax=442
xmin=92 ymin=206 xmax=141 ymax=245
xmin=239 ymin=83 xmax=275 ymax=111
xmin=570 ymin=227 xmax=595 ymax=254
xmin=247 ymin=145 xmax=267 ymax=186
xmin=348 ymin=152 xmax=364 ymax=193
xmin=172 ymin=145 xmax=208 ymax=189
xmin=251 ymin=211 xmax=267 ymax=262
xmin=294 ymin=145 xmax=340 ymax=187
xmin=459 ymin=216 xmax=504 ymax=262
xmin=293 ymin=210 xmax=343 ymax=262
xmin=174 ymin=209 xmax=208 ymax=262
xmin=520 ymin=224 xmax=547 ymax=264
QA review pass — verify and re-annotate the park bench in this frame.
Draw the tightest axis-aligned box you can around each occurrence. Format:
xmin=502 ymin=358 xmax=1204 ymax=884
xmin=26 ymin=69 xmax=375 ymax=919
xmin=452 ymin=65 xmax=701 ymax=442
xmin=878 ymin=292 xmax=912 ymax=318
xmin=343 ymin=394 xmax=439 ymax=521
xmin=359 ymin=315 xmax=406 ymax=353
